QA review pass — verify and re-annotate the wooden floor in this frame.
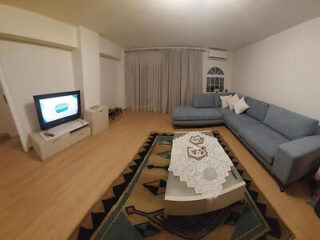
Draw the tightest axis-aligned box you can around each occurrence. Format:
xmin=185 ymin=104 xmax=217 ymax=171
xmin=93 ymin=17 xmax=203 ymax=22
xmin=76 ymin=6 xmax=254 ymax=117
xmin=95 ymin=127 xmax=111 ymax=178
xmin=0 ymin=111 xmax=318 ymax=240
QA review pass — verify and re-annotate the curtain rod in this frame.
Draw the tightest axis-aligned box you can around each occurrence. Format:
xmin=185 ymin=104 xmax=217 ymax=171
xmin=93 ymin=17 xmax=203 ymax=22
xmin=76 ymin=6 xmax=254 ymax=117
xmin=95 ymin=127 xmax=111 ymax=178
xmin=125 ymin=47 xmax=207 ymax=52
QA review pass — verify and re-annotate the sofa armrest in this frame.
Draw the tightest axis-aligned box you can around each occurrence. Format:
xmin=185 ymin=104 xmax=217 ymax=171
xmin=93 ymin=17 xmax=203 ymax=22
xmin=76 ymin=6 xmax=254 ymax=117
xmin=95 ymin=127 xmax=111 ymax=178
xmin=272 ymin=135 xmax=320 ymax=185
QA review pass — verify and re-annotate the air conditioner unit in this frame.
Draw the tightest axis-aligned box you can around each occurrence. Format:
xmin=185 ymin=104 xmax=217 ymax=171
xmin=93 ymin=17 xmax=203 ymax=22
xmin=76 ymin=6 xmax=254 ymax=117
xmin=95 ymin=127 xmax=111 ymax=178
xmin=208 ymin=49 xmax=228 ymax=60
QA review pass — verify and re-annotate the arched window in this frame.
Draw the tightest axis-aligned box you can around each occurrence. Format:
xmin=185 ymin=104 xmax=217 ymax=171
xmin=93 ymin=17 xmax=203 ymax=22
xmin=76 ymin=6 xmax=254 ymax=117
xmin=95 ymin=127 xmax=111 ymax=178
xmin=206 ymin=67 xmax=224 ymax=92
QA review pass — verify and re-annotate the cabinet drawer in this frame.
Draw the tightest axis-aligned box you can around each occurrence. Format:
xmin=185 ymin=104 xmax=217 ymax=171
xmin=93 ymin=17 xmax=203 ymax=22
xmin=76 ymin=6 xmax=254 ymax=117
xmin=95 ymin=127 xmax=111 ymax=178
xmin=41 ymin=133 xmax=71 ymax=160
xmin=70 ymin=126 xmax=90 ymax=144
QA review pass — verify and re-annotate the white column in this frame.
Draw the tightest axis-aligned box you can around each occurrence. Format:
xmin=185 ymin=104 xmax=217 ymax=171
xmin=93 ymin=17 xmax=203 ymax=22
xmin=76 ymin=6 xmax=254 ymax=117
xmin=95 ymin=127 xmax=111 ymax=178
xmin=72 ymin=26 xmax=101 ymax=111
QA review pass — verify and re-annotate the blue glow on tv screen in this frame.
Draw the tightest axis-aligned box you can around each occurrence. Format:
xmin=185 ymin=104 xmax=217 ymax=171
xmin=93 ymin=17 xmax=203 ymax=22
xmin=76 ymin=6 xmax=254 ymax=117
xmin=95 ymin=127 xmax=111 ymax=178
xmin=33 ymin=91 xmax=81 ymax=130
xmin=39 ymin=94 xmax=79 ymax=124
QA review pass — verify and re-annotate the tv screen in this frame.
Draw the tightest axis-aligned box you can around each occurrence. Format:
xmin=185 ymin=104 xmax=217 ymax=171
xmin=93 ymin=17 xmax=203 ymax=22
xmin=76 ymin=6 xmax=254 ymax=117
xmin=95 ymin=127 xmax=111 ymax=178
xmin=33 ymin=90 xmax=81 ymax=130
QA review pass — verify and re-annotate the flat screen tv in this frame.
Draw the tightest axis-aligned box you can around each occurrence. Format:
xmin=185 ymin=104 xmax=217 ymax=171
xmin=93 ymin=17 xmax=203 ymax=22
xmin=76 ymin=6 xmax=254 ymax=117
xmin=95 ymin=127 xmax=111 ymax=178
xmin=33 ymin=90 xmax=81 ymax=130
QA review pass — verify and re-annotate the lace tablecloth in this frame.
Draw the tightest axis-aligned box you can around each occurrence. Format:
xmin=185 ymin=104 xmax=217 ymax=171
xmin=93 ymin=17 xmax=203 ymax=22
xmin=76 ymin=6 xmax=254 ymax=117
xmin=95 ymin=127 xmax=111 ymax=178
xmin=168 ymin=131 xmax=234 ymax=198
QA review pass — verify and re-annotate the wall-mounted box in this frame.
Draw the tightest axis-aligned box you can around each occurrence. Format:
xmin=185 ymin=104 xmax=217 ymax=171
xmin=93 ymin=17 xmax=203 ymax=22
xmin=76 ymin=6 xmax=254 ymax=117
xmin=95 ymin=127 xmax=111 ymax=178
xmin=208 ymin=49 xmax=228 ymax=60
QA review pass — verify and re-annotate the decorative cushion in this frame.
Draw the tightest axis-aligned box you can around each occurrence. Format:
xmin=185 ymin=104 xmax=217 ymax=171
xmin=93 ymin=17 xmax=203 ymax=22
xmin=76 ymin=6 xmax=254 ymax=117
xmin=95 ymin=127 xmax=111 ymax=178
xmin=215 ymin=92 xmax=234 ymax=108
xmin=264 ymin=105 xmax=319 ymax=140
xmin=227 ymin=94 xmax=239 ymax=111
xmin=192 ymin=93 xmax=215 ymax=108
xmin=233 ymin=97 xmax=250 ymax=115
xmin=220 ymin=95 xmax=233 ymax=109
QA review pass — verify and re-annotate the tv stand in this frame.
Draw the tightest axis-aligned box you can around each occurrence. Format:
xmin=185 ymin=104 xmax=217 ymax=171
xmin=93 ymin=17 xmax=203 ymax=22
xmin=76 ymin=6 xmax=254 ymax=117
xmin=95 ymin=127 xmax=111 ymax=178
xmin=41 ymin=119 xmax=88 ymax=141
xmin=30 ymin=119 xmax=91 ymax=160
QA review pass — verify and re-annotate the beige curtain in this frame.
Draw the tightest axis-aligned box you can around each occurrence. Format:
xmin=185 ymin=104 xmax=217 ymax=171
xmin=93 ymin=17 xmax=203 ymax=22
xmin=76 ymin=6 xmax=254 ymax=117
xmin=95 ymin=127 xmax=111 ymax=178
xmin=125 ymin=49 xmax=202 ymax=113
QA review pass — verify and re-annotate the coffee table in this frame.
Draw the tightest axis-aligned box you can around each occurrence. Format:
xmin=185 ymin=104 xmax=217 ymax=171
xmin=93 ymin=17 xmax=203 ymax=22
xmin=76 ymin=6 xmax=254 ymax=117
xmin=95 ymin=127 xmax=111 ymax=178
xmin=164 ymin=131 xmax=246 ymax=216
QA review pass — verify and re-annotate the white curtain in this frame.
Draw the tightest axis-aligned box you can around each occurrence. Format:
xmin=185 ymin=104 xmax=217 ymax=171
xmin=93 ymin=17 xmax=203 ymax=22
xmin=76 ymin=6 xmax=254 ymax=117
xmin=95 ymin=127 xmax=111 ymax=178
xmin=125 ymin=49 xmax=203 ymax=113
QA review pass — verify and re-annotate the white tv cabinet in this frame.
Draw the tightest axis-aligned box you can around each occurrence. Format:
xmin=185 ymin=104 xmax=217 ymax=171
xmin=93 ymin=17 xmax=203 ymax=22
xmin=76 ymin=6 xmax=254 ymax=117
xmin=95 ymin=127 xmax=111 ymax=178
xmin=30 ymin=119 xmax=91 ymax=161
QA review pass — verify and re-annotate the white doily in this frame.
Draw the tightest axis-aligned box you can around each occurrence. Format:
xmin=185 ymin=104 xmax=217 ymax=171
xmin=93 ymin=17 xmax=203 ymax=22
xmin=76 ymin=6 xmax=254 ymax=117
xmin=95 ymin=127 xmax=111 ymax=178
xmin=168 ymin=132 xmax=233 ymax=198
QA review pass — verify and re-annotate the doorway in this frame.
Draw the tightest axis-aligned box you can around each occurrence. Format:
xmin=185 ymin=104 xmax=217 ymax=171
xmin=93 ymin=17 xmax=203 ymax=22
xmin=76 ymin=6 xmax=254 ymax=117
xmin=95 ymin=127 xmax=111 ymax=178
xmin=0 ymin=82 xmax=17 ymax=143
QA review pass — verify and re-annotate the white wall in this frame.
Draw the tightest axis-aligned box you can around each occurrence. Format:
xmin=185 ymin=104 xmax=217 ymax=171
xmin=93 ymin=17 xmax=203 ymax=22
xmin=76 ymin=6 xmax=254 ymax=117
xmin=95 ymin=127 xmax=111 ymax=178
xmin=73 ymin=30 xmax=124 ymax=111
xmin=232 ymin=16 xmax=320 ymax=120
xmin=0 ymin=4 xmax=125 ymax=151
xmin=0 ymin=3 xmax=79 ymax=151
xmin=116 ymin=49 xmax=125 ymax=108
xmin=100 ymin=57 xmax=118 ymax=108
xmin=73 ymin=27 xmax=101 ymax=110
xmin=0 ymin=4 xmax=77 ymax=49
xmin=0 ymin=40 xmax=75 ymax=149
xmin=100 ymin=49 xmax=126 ymax=109
xmin=202 ymin=50 xmax=232 ymax=93
xmin=100 ymin=37 xmax=122 ymax=60
xmin=99 ymin=37 xmax=125 ymax=109
xmin=0 ymin=82 xmax=17 ymax=137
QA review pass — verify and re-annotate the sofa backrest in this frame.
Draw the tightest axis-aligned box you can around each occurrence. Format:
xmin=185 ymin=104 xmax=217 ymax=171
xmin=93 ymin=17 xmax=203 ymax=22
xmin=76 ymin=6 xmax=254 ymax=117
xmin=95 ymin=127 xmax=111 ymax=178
xmin=264 ymin=105 xmax=319 ymax=140
xmin=245 ymin=97 xmax=270 ymax=122
xmin=192 ymin=93 xmax=215 ymax=108
xmin=238 ymin=94 xmax=245 ymax=99
xmin=214 ymin=92 xmax=234 ymax=108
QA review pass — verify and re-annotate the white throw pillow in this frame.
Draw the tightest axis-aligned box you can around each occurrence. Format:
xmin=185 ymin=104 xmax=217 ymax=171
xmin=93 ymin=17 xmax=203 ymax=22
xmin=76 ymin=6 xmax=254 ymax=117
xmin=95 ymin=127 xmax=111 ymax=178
xmin=227 ymin=94 xmax=239 ymax=111
xmin=233 ymin=97 xmax=250 ymax=115
xmin=220 ymin=95 xmax=233 ymax=109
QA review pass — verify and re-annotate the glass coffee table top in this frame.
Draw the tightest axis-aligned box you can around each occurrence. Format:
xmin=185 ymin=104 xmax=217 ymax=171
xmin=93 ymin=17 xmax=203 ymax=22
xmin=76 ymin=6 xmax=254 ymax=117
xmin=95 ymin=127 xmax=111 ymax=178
xmin=165 ymin=131 xmax=245 ymax=214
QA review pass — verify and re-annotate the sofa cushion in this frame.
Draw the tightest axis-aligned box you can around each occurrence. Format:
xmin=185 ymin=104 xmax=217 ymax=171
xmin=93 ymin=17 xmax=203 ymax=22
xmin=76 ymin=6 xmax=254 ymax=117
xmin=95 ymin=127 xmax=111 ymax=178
xmin=223 ymin=112 xmax=260 ymax=132
xmin=216 ymin=108 xmax=232 ymax=115
xmin=238 ymin=94 xmax=245 ymax=99
xmin=173 ymin=105 xmax=222 ymax=121
xmin=174 ymin=119 xmax=224 ymax=126
xmin=192 ymin=93 xmax=215 ymax=108
xmin=264 ymin=105 xmax=319 ymax=140
xmin=214 ymin=93 xmax=234 ymax=108
xmin=245 ymin=97 xmax=269 ymax=122
xmin=238 ymin=124 xmax=290 ymax=165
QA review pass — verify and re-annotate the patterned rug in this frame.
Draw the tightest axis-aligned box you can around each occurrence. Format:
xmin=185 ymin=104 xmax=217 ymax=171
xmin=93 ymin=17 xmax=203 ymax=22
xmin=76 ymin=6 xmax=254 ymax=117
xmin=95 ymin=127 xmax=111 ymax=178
xmin=70 ymin=132 xmax=294 ymax=240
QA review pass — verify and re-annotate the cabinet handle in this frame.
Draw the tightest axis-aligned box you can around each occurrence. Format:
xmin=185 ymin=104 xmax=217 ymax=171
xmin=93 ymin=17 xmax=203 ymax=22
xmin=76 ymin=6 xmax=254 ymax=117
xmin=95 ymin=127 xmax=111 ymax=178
xmin=79 ymin=132 xmax=85 ymax=136
xmin=53 ymin=138 xmax=60 ymax=142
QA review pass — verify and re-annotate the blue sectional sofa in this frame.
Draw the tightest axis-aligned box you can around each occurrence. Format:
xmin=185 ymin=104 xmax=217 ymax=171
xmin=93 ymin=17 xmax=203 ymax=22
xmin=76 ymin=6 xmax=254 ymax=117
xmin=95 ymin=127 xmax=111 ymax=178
xmin=173 ymin=93 xmax=320 ymax=189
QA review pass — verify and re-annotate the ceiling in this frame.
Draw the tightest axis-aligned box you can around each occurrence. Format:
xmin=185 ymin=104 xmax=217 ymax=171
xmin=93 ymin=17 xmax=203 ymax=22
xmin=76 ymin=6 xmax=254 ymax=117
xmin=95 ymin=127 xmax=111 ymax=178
xmin=1 ymin=0 xmax=320 ymax=50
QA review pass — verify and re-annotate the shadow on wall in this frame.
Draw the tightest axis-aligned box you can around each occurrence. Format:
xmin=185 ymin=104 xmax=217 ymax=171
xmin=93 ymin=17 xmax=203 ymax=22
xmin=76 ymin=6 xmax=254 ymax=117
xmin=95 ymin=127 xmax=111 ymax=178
xmin=24 ymin=102 xmax=39 ymax=147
